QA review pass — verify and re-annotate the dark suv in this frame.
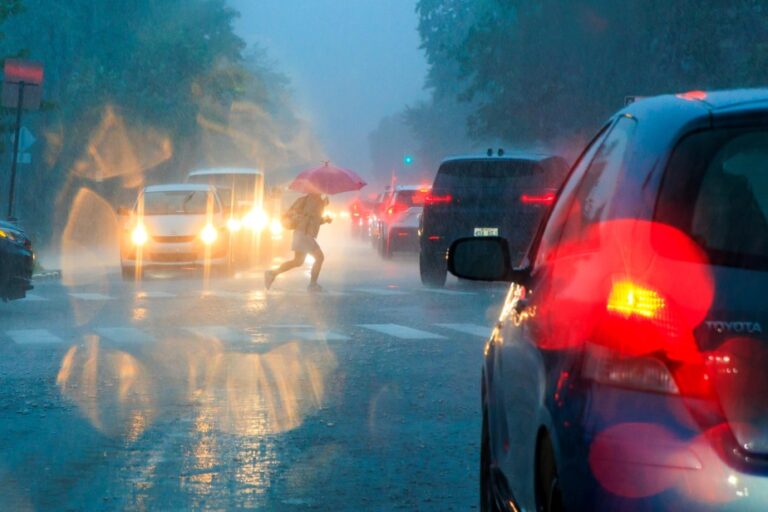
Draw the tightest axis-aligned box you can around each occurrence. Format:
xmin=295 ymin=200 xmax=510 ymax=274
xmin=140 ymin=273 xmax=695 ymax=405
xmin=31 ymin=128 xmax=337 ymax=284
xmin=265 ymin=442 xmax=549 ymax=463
xmin=419 ymin=153 xmax=568 ymax=286
xmin=450 ymin=89 xmax=768 ymax=511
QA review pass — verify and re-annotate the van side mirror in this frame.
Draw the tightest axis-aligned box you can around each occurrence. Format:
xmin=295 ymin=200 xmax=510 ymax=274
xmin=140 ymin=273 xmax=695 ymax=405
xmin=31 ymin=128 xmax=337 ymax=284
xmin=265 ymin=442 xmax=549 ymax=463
xmin=447 ymin=237 xmax=530 ymax=284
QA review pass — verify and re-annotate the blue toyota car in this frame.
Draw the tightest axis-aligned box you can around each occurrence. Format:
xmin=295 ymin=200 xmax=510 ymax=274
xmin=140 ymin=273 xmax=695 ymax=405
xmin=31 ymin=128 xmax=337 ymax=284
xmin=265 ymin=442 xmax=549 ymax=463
xmin=449 ymin=89 xmax=768 ymax=511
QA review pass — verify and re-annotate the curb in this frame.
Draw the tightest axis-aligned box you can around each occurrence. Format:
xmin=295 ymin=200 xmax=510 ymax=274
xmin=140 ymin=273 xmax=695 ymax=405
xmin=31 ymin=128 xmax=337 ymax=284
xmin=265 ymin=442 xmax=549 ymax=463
xmin=32 ymin=270 xmax=61 ymax=281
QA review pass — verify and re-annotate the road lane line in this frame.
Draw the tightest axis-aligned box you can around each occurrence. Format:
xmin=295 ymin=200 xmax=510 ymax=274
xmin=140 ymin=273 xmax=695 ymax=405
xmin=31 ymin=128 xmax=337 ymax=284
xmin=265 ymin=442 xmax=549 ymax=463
xmin=23 ymin=293 xmax=48 ymax=301
xmin=352 ymin=288 xmax=408 ymax=296
xmin=7 ymin=329 xmax=64 ymax=345
xmin=358 ymin=323 xmax=446 ymax=339
xmin=200 ymin=290 xmax=246 ymax=299
xmin=435 ymin=323 xmax=492 ymax=338
xmin=294 ymin=330 xmax=350 ymax=341
xmin=69 ymin=292 xmax=114 ymax=301
xmin=96 ymin=327 xmax=154 ymax=344
xmin=135 ymin=291 xmax=176 ymax=299
xmin=418 ymin=288 xmax=477 ymax=296
xmin=185 ymin=325 xmax=250 ymax=343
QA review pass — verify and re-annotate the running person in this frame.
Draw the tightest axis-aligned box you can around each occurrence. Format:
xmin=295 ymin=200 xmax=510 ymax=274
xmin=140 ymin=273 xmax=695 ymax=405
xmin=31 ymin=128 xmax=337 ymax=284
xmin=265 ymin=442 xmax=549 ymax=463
xmin=264 ymin=193 xmax=332 ymax=292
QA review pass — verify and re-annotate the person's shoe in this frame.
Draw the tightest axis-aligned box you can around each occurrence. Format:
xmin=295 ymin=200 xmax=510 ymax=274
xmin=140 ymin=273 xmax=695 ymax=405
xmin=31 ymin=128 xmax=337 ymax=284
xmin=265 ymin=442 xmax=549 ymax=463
xmin=307 ymin=283 xmax=323 ymax=293
xmin=264 ymin=270 xmax=275 ymax=290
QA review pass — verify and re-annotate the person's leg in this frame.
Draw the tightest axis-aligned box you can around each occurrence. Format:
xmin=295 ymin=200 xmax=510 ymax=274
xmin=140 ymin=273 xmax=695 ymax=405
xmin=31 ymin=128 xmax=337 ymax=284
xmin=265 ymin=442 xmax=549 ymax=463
xmin=275 ymin=251 xmax=307 ymax=275
xmin=309 ymin=246 xmax=324 ymax=285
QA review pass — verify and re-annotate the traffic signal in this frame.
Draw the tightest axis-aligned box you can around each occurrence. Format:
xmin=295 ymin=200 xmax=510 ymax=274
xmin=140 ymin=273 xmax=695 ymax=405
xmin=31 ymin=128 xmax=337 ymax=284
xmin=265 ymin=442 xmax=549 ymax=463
xmin=403 ymin=155 xmax=414 ymax=166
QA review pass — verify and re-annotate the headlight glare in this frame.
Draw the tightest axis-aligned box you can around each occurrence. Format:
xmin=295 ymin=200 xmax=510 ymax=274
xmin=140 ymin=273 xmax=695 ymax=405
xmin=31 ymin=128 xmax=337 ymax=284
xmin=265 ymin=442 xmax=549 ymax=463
xmin=131 ymin=225 xmax=148 ymax=246
xmin=201 ymin=224 xmax=218 ymax=245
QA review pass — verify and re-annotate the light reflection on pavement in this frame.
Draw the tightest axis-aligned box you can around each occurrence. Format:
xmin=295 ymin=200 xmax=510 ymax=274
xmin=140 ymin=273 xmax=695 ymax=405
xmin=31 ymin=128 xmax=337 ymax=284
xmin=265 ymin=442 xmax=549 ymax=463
xmin=0 ymin=235 xmax=507 ymax=510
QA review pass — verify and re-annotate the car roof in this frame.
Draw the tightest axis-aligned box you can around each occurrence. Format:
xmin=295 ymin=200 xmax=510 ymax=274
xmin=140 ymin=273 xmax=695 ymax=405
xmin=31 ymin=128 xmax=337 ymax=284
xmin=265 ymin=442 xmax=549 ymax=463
xmin=621 ymin=88 xmax=768 ymax=120
xmin=144 ymin=183 xmax=215 ymax=193
xmin=441 ymin=152 xmax=558 ymax=165
xmin=187 ymin=167 xmax=263 ymax=177
xmin=394 ymin=185 xmax=428 ymax=192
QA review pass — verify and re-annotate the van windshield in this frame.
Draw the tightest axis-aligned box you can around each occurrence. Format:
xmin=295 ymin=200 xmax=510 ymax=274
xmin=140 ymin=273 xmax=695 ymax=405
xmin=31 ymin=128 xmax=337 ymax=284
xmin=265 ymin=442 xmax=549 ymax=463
xmin=187 ymin=173 xmax=263 ymax=207
xmin=657 ymin=128 xmax=768 ymax=270
xmin=142 ymin=191 xmax=219 ymax=215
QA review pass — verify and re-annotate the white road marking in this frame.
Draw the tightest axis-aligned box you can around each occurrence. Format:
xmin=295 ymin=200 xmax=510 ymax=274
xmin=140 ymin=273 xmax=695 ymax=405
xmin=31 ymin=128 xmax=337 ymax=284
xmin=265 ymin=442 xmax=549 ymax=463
xmin=294 ymin=330 xmax=349 ymax=341
xmin=353 ymin=288 xmax=408 ymax=296
xmin=418 ymin=288 xmax=477 ymax=296
xmin=435 ymin=323 xmax=492 ymax=338
xmin=69 ymin=292 xmax=114 ymax=301
xmin=135 ymin=291 xmax=176 ymax=299
xmin=23 ymin=293 xmax=48 ymax=301
xmin=96 ymin=327 xmax=154 ymax=344
xmin=185 ymin=325 xmax=250 ymax=343
xmin=358 ymin=323 xmax=446 ymax=339
xmin=7 ymin=329 xmax=63 ymax=345
xmin=200 ymin=290 xmax=246 ymax=299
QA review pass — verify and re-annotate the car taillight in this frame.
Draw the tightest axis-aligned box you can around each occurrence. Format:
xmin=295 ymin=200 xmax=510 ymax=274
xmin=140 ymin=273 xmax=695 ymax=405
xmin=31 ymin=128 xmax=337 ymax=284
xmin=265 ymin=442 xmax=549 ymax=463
xmin=584 ymin=279 xmax=713 ymax=398
xmin=520 ymin=192 xmax=556 ymax=205
xmin=424 ymin=194 xmax=452 ymax=205
xmin=387 ymin=203 xmax=408 ymax=216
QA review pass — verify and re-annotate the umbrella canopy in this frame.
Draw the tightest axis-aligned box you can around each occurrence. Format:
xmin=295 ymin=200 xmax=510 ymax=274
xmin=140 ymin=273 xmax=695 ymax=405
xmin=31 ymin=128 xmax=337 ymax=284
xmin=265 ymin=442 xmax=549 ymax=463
xmin=289 ymin=162 xmax=366 ymax=195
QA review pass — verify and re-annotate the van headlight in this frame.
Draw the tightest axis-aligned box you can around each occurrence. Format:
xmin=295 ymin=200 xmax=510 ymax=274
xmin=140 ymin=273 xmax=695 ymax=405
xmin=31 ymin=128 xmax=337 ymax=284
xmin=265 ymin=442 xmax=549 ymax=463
xmin=227 ymin=217 xmax=242 ymax=232
xmin=200 ymin=224 xmax=218 ymax=245
xmin=270 ymin=218 xmax=283 ymax=237
xmin=131 ymin=225 xmax=148 ymax=246
xmin=242 ymin=209 xmax=269 ymax=231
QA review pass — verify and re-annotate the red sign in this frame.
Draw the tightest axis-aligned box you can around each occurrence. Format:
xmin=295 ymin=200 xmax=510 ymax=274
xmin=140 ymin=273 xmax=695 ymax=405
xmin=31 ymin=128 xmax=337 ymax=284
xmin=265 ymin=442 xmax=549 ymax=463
xmin=2 ymin=59 xmax=44 ymax=110
xmin=4 ymin=59 xmax=43 ymax=85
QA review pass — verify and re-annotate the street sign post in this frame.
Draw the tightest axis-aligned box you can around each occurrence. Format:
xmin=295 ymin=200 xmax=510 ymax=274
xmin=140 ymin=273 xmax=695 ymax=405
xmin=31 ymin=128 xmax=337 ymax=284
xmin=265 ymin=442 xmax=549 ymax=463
xmin=2 ymin=60 xmax=43 ymax=219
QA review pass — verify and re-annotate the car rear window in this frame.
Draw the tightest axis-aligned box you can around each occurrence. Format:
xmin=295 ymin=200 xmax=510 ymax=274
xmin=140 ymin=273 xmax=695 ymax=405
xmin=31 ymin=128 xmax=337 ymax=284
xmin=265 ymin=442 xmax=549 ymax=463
xmin=656 ymin=128 xmax=768 ymax=270
xmin=394 ymin=190 xmax=427 ymax=206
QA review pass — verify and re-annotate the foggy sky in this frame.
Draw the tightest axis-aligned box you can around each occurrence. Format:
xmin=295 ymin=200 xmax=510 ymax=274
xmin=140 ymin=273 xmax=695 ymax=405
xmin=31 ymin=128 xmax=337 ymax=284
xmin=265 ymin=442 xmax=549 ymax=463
xmin=228 ymin=0 xmax=428 ymax=177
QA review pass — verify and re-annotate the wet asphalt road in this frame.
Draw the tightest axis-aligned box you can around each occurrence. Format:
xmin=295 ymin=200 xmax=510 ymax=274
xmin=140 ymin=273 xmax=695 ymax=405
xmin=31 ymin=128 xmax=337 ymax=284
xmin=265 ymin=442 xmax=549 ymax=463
xmin=0 ymin=236 xmax=508 ymax=511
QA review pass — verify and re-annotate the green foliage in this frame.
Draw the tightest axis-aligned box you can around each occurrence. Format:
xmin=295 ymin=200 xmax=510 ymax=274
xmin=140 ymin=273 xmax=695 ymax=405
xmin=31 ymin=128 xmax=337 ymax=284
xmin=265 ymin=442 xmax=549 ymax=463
xmin=413 ymin=0 xmax=768 ymax=146
xmin=0 ymin=0 xmax=313 ymax=244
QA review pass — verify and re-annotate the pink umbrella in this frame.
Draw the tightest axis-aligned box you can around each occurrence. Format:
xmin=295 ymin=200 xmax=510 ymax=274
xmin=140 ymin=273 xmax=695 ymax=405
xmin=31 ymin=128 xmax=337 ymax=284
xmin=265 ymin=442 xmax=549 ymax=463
xmin=289 ymin=162 xmax=367 ymax=195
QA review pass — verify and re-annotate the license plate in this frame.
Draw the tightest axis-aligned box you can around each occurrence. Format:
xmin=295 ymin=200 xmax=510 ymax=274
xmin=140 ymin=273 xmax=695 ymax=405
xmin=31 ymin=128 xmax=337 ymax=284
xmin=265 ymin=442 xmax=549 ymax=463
xmin=474 ymin=227 xmax=499 ymax=237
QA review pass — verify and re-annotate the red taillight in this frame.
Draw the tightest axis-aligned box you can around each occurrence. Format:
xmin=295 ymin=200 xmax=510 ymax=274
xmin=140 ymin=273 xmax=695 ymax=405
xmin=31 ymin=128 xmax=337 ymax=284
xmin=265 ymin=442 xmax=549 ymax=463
xmin=520 ymin=192 xmax=556 ymax=205
xmin=387 ymin=203 xmax=408 ymax=216
xmin=676 ymin=90 xmax=708 ymax=101
xmin=427 ymin=235 xmax=441 ymax=241
xmin=586 ymin=279 xmax=713 ymax=398
xmin=425 ymin=194 xmax=452 ymax=205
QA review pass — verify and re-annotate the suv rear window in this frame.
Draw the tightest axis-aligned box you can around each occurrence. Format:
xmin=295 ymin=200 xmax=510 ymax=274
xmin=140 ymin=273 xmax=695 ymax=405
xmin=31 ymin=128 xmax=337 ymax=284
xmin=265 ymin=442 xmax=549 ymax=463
xmin=434 ymin=159 xmax=537 ymax=191
xmin=657 ymin=128 xmax=768 ymax=270
xmin=394 ymin=190 xmax=427 ymax=206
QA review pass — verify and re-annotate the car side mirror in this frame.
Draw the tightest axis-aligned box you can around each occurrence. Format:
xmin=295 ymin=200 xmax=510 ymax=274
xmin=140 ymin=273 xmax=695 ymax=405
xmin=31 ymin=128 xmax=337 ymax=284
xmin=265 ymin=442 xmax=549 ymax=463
xmin=447 ymin=237 xmax=530 ymax=284
xmin=117 ymin=206 xmax=131 ymax=216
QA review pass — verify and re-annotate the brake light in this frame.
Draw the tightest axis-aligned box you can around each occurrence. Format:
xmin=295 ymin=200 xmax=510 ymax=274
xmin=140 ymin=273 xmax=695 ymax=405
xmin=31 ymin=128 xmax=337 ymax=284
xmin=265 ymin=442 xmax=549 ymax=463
xmin=585 ymin=279 xmax=713 ymax=398
xmin=425 ymin=194 xmax=452 ymax=205
xmin=676 ymin=90 xmax=708 ymax=101
xmin=387 ymin=203 xmax=408 ymax=216
xmin=520 ymin=192 xmax=556 ymax=205
xmin=606 ymin=281 xmax=665 ymax=320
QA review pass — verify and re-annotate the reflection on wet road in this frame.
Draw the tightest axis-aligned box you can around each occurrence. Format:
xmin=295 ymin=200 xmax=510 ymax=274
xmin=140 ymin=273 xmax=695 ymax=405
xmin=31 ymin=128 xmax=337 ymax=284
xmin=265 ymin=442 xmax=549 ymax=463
xmin=0 ymin=241 xmax=505 ymax=510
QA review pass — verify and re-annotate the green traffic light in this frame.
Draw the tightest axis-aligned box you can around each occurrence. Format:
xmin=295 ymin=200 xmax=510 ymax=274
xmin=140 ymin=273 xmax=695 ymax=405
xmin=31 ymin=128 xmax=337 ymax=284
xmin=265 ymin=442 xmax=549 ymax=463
xmin=403 ymin=155 xmax=413 ymax=165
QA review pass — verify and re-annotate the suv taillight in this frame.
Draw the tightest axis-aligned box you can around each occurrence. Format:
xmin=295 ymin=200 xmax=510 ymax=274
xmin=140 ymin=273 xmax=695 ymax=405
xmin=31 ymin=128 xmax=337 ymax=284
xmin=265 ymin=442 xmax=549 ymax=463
xmin=387 ymin=203 xmax=409 ymax=216
xmin=424 ymin=194 xmax=452 ymax=205
xmin=520 ymin=192 xmax=556 ymax=205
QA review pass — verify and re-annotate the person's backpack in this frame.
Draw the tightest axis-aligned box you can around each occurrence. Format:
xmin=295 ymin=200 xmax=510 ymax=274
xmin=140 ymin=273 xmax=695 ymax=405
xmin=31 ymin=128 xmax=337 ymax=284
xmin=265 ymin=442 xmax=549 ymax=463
xmin=281 ymin=196 xmax=307 ymax=230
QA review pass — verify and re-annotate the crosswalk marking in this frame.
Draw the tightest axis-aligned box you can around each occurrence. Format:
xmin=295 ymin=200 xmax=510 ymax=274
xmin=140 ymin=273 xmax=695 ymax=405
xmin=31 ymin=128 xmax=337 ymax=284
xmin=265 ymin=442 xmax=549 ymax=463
xmin=23 ymin=293 xmax=48 ymax=301
xmin=200 ymin=290 xmax=245 ymax=299
xmin=358 ymin=323 xmax=446 ymax=339
xmin=418 ymin=288 xmax=477 ymax=296
xmin=293 ymin=330 xmax=349 ymax=341
xmin=96 ymin=327 xmax=154 ymax=344
xmin=135 ymin=291 xmax=176 ymax=299
xmin=6 ymin=329 xmax=63 ymax=345
xmin=69 ymin=292 xmax=114 ymax=301
xmin=185 ymin=325 xmax=251 ymax=343
xmin=435 ymin=323 xmax=491 ymax=338
xmin=352 ymin=288 xmax=408 ymax=296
